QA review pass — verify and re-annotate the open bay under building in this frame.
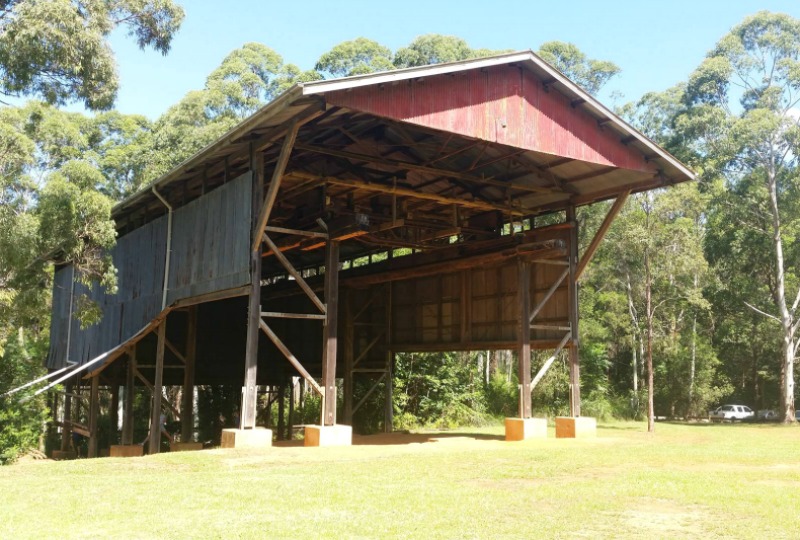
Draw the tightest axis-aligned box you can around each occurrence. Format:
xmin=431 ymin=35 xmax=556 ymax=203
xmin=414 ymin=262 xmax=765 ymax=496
xmin=43 ymin=51 xmax=693 ymax=455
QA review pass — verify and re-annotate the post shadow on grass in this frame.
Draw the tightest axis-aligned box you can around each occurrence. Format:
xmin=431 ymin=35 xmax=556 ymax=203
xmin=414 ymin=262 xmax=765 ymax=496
xmin=351 ymin=431 xmax=505 ymax=446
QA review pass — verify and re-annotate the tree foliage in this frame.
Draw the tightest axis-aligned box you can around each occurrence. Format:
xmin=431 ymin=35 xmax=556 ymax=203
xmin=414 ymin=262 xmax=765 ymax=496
xmin=679 ymin=11 xmax=800 ymax=422
xmin=0 ymin=0 xmax=185 ymax=109
xmin=537 ymin=41 xmax=620 ymax=95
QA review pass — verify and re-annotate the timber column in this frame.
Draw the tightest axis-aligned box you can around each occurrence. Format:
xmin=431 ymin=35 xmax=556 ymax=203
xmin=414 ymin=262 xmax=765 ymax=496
xmin=181 ymin=306 xmax=198 ymax=441
xmin=60 ymin=382 xmax=73 ymax=454
xmin=566 ymin=205 xmax=581 ymax=417
xmin=321 ymin=240 xmax=340 ymax=426
xmin=504 ymin=257 xmax=546 ymax=441
xmin=88 ymin=375 xmax=99 ymax=458
xmin=121 ymin=346 xmax=135 ymax=445
xmin=148 ymin=321 xmax=167 ymax=455
xmin=241 ymin=145 xmax=263 ymax=430
xmin=304 ymin=238 xmax=352 ymax=446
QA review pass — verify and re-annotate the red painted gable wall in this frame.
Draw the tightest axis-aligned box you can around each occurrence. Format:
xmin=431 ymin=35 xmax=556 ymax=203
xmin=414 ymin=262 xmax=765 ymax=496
xmin=324 ymin=65 xmax=654 ymax=173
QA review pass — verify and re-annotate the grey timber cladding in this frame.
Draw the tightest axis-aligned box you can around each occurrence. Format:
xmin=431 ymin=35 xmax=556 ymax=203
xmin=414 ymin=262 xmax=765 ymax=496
xmin=166 ymin=171 xmax=252 ymax=304
xmin=46 ymin=215 xmax=168 ymax=369
xmin=47 ymin=266 xmax=73 ymax=370
xmin=45 ymin=172 xmax=252 ymax=370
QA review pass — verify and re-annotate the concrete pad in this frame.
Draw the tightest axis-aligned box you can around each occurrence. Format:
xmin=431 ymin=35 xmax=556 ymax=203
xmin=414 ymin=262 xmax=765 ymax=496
xmin=304 ymin=424 xmax=352 ymax=447
xmin=171 ymin=442 xmax=204 ymax=452
xmin=220 ymin=428 xmax=273 ymax=449
xmin=51 ymin=450 xmax=77 ymax=460
xmin=555 ymin=416 xmax=596 ymax=438
xmin=109 ymin=445 xmax=144 ymax=458
xmin=504 ymin=417 xmax=548 ymax=441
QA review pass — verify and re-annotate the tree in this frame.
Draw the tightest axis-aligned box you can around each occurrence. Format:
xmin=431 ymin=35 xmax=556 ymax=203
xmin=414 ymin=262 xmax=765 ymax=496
xmin=145 ymin=43 xmax=321 ymax=180
xmin=537 ymin=41 xmax=620 ymax=96
xmin=315 ymin=38 xmax=393 ymax=78
xmin=0 ymin=0 xmax=185 ymax=110
xmin=681 ymin=11 xmax=800 ymax=422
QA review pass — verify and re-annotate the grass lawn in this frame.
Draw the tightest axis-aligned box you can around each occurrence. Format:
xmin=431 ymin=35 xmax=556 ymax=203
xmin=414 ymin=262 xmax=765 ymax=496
xmin=1 ymin=421 xmax=799 ymax=539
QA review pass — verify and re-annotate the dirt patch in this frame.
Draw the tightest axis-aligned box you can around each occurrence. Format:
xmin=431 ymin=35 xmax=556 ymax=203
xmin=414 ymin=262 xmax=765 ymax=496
xmin=622 ymin=501 xmax=708 ymax=537
xmin=574 ymin=499 xmax=716 ymax=539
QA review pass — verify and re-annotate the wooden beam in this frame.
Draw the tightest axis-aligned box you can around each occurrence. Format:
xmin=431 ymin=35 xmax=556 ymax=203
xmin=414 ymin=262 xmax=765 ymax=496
xmin=321 ymin=240 xmax=340 ymax=426
xmin=261 ymin=311 xmax=326 ymax=320
xmin=345 ymin=242 xmax=565 ymax=288
xmin=286 ymin=171 xmax=527 ymax=216
xmin=563 ymin=166 xmax=617 ymax=184
xmin=293 ymin=143 xmax=554 ymax=195
xmin=242 ymin=144 xmax=264 ymax=430
xmin=165 ymin=339 xmax=185 ymax=364
xmin=121 ymin=347 xmax=135 ymax=445
xmin=251 ymin=120 xmax=300 ymax=253
xmin=530 ymin=332 xmax=571 ymax=391
xmin=352 ymin=372 xmax=387 ymax=415
xmin=262 ymin=233 xmax=326 ymax=313
xmin=518 ymin=259 xmax=532 ymax=418
xmin=576 ymin=191 xmax=630 ymax=280
xmin=343 ymin=289 xmax=354 ymax=425
xmin=181 ymin=305 xmax=197 ymax=442
xmin=259 ymin=319 xmax=323 ymax=396
xmin=264 ymin=225 xmax=328 ymax=239
xmin=135 ymin=367 xmax=181 ymax=420
xmin=529 ymin=268 xmax=569 ymax=323
xmin=88 ymin=375 xmax=99 ymax=458
xmin=109 ymin=376 xmax=120 ymax=446
xmin=60 ymin=382 xmax=72 ymax=452
xmin=172 ymin=285 xmax=249 ymax=309
xmin=148 ymin=321 xmax=166 ymax=455
xmin=353 ymin=331 xmax=384 ymax=368
xmin=566 ymin=205 xmax=581 ymax=417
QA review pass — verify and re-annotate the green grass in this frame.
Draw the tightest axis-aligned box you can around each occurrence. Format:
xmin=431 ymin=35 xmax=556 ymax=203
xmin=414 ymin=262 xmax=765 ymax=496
xmin=1 ymin=422 xmax=799 ymax=539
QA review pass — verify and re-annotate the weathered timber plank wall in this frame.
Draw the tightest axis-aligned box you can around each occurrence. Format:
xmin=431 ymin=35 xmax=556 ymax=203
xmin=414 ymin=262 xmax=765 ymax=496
xmin=390 ymin=258 xmax=565 ymax=350
xmin=46 ymin=172 xmax=252 ymax=370
xmin=47 ymin=266 xmax=73 ymax=369
xmin=47 ymin=215 xmax=168 ymax=369
xmin=167 ymin=171 xmax=252 ymax=304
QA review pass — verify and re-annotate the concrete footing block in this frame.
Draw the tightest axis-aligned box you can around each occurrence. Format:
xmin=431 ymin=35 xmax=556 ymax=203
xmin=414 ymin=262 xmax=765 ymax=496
xmin=220 ymin=428 xmax=273 ymax=449
xmin=109 ymin=445 xmax=144 ymax=458
xmin=304 ymin=424 xmax=352 ymax=447
xmin=171 ymin=442 xmax=204 ymax=452
xmin=555 ymin=416 xmax=596 ymax=438
xmin=504 ymin=417 xmax=548 ymax=441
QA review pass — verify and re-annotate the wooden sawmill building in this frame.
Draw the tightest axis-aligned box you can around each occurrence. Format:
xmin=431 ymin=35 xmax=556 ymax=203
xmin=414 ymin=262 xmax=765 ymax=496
xmin=40 ymin=51 xmax=694 ymax=455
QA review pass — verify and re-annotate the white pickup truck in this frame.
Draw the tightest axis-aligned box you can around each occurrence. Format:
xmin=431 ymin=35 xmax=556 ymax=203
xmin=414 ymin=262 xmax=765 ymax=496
xmin=709 ymin=404 xmax=754 ymax=422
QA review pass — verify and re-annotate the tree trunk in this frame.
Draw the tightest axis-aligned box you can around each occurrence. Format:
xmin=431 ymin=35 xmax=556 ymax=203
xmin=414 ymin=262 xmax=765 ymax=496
xmin=645 ymin=248 xmax=655 ymax=433
xmin=689 ymin=273 xmax=698 ymax=413
xmin=766 ymin=171 xmax=796 ymax=423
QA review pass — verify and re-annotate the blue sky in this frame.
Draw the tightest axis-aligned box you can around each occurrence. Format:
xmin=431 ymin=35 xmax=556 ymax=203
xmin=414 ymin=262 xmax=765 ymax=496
xmin=104 ymin=0 xmax=800 ymax=119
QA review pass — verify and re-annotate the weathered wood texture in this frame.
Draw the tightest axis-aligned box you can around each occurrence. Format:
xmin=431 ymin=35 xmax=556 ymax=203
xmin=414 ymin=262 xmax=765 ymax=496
xmin=324 ymin=65 xmax=655 ymax=174
xmin=47 ymin=216 xmax=168 ymax=369
xmin=167 ymin=171 xmax=252 ymax=304
xmin=46 ymin=172 xmax=251 ymax=371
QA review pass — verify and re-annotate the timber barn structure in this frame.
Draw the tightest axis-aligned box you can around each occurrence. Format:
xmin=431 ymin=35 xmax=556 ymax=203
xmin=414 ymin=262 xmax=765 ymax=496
xmin=43 ymin=51 xmax=694 ymax=455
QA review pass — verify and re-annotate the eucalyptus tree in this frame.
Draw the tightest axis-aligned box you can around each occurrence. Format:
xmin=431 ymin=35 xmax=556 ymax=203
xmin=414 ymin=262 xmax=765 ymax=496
xmin=0 ymin=0 xmax=184 ymax=109
xmin=315 ymin=38 xmax=394 ymax=78
xmin=681 ymin=11 xmax=800 ymax=422
xmin=538 ymin=41 xmax=620 ymax=96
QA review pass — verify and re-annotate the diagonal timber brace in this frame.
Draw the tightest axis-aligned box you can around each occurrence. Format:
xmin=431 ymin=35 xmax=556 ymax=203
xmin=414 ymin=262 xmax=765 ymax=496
xmin=576 ymin=190 xmax=629 ymax=280
xmin=259 ymin=319 xmax=324 ymax=397
xmin=530 ymin=332 xmax=572 ymax=392
xmin=529 ymin=267 xmax=569 ymax=323
xmin=262 ymin=233 xmax=326 ymax=313
xmin=251 ymin=120 xmax=300 ymax=253
xmin=352 ymin=372 xmax=388 ymax=415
